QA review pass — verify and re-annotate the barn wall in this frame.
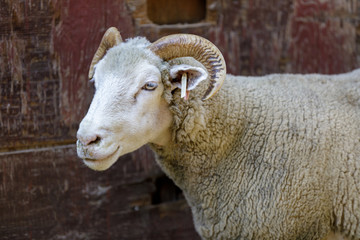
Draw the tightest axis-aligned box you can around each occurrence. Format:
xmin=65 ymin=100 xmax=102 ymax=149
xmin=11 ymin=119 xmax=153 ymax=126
xmin=0 ymin=0 xmax=359 ymax=239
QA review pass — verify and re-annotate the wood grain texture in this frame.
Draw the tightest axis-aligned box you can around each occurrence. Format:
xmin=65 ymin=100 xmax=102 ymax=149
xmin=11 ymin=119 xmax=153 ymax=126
xmin=129 ymin=0 xmax=359 ymax=75
xmin=288 ymin=0 xmax=358 ymax=73
xmin=0 ymin=0 xmax=135 ymax=151
xmin=0 ymin=145 xmax=199 ymax=240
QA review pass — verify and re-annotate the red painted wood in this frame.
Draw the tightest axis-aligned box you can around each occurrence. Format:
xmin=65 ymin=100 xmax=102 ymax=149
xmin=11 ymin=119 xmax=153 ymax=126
xmin=288 ymin=0 xmax=357 ymax=74
xmin=51 ymin=0 xmax=135 ymax=126
xmin=0 ymin=145 xmax=199 ymax=240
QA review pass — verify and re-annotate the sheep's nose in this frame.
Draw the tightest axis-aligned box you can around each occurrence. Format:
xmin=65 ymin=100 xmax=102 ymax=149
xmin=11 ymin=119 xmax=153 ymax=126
xmin=77 ymin=131 xmax=101 ymax=146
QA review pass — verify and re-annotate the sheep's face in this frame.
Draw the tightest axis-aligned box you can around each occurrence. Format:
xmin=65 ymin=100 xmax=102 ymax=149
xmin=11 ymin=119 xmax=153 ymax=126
xmin=76 ymin=44 xmax=173 ymax=171
xmin=76 ymin=34 xmax=213 ymax=171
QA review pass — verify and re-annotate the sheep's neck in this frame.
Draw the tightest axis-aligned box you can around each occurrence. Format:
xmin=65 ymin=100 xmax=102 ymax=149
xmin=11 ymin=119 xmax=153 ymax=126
xmin=149 ymin=92 xmax=248 ymax=239
xmin=151 ymin=125 xmax=172 ymax=146
xmin=151 ymin=89 xmax=246 ymax=203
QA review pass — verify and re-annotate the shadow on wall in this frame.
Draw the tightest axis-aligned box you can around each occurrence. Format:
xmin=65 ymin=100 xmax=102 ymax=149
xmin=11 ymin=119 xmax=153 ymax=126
xmin=147 ymin=0 xmax=206 ymax=25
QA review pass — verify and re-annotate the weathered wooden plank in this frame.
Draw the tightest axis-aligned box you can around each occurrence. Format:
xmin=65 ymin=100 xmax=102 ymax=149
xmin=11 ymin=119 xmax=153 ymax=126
xmin=109 ymin=200 xmax=200 ymax=240
xmin=0 ymin=0 xmax=135 ymax=151
xmin=51 ymin=0 xmax=135 ymax=127
xmin=0 ymin=0 xmax=66 ymax=151
xmin=0 ymin=145 xmax=199 ymax=239
xmin=288 ymin=0 xmax=358 ymax=74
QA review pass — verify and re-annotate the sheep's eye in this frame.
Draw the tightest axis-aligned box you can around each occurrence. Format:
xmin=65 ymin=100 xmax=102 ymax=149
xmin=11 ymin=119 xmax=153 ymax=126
xmin=143 ymin=82 xmax=158 ymax=91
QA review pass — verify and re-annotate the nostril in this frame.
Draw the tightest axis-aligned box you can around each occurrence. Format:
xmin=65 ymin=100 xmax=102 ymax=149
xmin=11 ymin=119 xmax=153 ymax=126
xmin=91 ymin=136 xmax=101 ymax=145
xmin=78 ymin=133 xmax=102 ymax=146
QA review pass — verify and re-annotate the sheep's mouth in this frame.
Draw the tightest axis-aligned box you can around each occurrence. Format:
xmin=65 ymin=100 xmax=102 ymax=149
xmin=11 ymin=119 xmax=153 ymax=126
xmin=83 ymin=146 xmax=121 ymax=171
xmin=84 ymin=158 xmax=99 ymax=162
xmin=85 ymin=146 xmax=120 ymax=162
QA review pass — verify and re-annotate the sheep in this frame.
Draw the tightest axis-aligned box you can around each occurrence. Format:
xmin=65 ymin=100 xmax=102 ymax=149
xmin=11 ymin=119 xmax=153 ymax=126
xmin=76 ymin=27 xmax=360 ymax=240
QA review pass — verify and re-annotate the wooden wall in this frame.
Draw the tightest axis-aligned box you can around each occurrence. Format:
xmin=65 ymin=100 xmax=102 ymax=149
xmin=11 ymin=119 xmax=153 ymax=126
xmin=1 ymin=0 xmax=359 ymax=239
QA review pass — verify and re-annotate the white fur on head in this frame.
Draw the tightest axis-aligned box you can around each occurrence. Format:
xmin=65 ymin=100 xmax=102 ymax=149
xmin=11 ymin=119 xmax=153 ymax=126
xmin=77 ymin=38 xmax=172 ymax=171
xmin=77 ymin=37 xmax=209 ymax=171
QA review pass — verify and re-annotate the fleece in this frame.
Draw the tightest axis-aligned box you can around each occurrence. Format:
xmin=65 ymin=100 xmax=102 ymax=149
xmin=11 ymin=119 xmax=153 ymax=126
xmin=151 ymin=68 xmax=360 ymax=240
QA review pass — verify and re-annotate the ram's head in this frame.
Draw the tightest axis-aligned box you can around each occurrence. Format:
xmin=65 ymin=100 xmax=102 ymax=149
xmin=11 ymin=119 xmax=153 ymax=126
xmin=76 ymin=27 xmax=226 ymax=171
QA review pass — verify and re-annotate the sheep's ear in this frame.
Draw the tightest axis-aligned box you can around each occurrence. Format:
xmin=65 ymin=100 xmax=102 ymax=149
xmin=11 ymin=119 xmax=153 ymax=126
xmin=169 ymin=64 xmax=208 ymax=95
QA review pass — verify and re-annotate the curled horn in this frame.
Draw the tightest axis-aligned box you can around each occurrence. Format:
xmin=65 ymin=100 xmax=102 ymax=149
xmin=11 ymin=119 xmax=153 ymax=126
xmin=149 ymin=34 xmax=226 ymax=100
xmin=88 ymin=27 xmax=123 ymax=80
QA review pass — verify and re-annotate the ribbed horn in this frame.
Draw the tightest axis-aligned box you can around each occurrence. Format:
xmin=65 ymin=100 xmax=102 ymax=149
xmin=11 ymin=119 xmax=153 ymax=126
xmin=88 ymin=27 xmax=123 ymax=80
xmin=149 ymin=34 xmax=226 ymax=100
